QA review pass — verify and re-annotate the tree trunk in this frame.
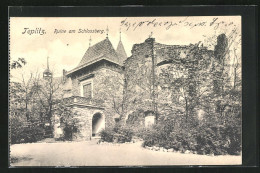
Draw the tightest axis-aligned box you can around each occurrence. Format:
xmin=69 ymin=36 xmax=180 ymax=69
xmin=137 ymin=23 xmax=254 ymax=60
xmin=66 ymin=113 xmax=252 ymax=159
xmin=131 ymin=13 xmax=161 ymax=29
xmin=25 ymin=101 xmax=30 ymax=122
xmin=185 ymin=97 xmax=188 ymax=123
xmin=233 ymin=67 xmax=237 ymax=90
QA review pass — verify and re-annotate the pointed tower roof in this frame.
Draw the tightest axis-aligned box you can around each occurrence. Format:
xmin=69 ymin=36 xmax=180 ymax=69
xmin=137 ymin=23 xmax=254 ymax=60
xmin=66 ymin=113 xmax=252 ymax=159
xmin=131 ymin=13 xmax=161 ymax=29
xmin=77 ymin=37 xmax=120 ymax=68
xmin=116 ymin=30 xmax=127 ymax=64
xmin=43 ymin=56 xmax=52 ymax=79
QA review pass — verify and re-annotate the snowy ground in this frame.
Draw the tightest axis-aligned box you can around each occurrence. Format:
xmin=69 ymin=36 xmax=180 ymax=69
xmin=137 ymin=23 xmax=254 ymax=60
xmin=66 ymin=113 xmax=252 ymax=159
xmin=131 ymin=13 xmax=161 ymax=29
xmin=10 ymin=139 xmax=242 ymax=167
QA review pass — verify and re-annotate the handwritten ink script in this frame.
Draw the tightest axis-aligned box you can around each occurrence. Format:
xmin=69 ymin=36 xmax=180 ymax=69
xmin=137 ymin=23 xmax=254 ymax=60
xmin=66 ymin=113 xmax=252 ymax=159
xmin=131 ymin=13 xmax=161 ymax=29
xmin=120 ymin=17 xmax=235 ymax=31
xmin=21 ymin=17 xmax=237 ymax=36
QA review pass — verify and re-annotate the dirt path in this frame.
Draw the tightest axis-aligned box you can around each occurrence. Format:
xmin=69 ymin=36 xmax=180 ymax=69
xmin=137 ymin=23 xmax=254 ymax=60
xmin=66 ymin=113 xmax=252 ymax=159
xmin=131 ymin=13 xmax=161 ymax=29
xmin=10 ymin=140 xmax=242 ymax=166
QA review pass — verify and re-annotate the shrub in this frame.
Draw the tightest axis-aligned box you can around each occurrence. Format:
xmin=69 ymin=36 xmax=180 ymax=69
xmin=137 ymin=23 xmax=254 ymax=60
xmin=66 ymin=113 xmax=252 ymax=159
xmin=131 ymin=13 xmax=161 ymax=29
xmin=141 ymin=114 xmax=241 ymax=155
xmin=195 ymin=125 xmax=224 ymax=155
xmin=10 ymin=115 xmax=25 ymax=144
xmin=194 ymin=123 xmax=241 ymax=155
xmin=100 ymin=128 xmax=115 ymax=142
xmin=11 ymin=124 xmax=45 ymax=144
xmin=100 ymin=124 xmax=134 ymax=143
xmin=135 ymin=127 xmax=150 ymax=139
xmin=59 ymin=110 xmax=79 ymax=141
xmin=22 ymin=125 xmax=45 ymax=143
xmin=116 ymin=126 xmax=134 ymax=143
xmin=10 ymin=114 xmax=46 ymax=144
xmin=62 ymin=124 xmax=78 ymax=141
xmin=141 ymin=128 xmax=159 ymax=147
xmin=141 ymin=123 xmax=171 ymax=148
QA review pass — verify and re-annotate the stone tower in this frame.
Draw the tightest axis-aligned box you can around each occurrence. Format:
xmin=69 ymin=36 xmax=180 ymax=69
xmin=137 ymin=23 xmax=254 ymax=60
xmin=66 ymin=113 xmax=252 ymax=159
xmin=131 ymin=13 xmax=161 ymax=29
xmin=62 ymin=30 xmax=127 ymax=141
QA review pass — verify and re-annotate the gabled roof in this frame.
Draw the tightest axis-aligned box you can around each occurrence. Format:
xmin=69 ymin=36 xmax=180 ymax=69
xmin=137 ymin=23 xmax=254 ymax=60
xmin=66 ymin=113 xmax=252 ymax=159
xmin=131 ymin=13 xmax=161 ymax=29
xmin=66 ymin=58 xmax=121 ymax=76
xmin=116 ymin=40 xmax=127 ymax=64
xmin=66 ymin=37 xmax=128 ymax=76
xmin=77 ymin=38 xmax=119 ymax=67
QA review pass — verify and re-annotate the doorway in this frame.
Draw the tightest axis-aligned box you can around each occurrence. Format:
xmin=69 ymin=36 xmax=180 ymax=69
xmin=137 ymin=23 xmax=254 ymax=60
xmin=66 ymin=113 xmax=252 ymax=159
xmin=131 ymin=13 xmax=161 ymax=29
xmin=92 ymin=113 xmax=105 ymax=137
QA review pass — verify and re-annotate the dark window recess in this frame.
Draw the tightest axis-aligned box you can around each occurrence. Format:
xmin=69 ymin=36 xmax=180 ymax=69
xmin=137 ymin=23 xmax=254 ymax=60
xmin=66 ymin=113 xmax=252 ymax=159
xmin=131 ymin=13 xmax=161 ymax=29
xmin=114 ymin=118 xmax=120 ymax=123
xmin=83 ymin=83 xmax=92 ymax=98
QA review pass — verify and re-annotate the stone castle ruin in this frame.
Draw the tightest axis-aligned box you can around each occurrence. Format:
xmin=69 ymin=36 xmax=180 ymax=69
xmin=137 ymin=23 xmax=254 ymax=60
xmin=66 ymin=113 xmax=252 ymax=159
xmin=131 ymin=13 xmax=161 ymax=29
xmin=51 ymin=32 xmax=228 ymax=141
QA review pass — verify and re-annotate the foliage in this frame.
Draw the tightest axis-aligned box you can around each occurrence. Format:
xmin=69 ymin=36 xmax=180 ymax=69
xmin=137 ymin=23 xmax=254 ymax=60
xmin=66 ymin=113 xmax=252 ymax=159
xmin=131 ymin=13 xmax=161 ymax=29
xmin=141 ymin=111 xmax=241 ymax=155
xmin=158 ymin=43 xmax=212 ymax=123
xmin=140 ymin=32 xmax=242 ymax=156
xmin=62 ymin=125 xmax=77 ymax=141
xmin=10 ymin=77 xmax=46 ymax=144
xmin=10 ymin=58 xmax=26 ymax=69
xmin=10 ymin=62 xmax=67 ymax=143
xmin=114 ymin=124 xmax=134 ymax=143
xmin=100 ymin=128 xmax=115 ymax=142
xmin=100 ymin=124 xmax=134 ymax=143
xmin=58 ymin=106 xmax=79 ymax=141
xmin=141 ymin=113 xmax=186 ymax=149
xmin=10 ymin=115 xmax=45 ymax=144
xmin=126 ymin=109 xmax=145 ymax=125
xmin=33 ymin=76 xmax=64 ymax=132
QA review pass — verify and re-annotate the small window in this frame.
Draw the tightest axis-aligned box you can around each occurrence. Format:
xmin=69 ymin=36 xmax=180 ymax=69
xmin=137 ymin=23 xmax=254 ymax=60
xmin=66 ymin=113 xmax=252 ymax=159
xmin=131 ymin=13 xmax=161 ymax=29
xmin=114 ymin=118 xmax=119 ymax=123
xmin=83 ymin=83 xmax=92 ymax=98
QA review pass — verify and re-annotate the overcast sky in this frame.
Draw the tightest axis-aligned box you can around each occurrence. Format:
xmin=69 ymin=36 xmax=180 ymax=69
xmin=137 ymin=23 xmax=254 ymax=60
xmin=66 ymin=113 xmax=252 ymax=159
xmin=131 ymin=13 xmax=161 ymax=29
xmin=10 ymin=16 xmax=241 ymax=81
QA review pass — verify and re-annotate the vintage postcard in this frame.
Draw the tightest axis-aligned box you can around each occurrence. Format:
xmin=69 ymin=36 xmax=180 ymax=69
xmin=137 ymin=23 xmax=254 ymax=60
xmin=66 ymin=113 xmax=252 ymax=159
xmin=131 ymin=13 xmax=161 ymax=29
xmin=9 ymin=16 xmax=242 ymax=166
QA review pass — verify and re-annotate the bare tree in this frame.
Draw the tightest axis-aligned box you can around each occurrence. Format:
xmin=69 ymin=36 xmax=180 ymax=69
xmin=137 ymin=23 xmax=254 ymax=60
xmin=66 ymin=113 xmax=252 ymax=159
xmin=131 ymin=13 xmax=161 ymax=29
xmin=33 ymin=73 xmax=63 ymax=136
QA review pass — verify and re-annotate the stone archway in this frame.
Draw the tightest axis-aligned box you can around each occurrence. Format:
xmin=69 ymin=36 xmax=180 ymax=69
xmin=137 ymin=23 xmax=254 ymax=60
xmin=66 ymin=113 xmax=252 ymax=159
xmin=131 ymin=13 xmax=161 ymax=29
xmin=92 ymin=113 xmax=105 ymax=137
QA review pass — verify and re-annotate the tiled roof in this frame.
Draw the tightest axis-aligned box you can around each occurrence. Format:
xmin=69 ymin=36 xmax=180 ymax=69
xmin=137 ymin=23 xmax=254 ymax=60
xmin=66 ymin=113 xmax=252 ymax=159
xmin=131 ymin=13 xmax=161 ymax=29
xmin=116 ymin=40 xmax=127 ymax=65
xmin=66 ymin=58 xmax=121 ymax=76
xmin=77 ymin=38 xmax=120 ymax=67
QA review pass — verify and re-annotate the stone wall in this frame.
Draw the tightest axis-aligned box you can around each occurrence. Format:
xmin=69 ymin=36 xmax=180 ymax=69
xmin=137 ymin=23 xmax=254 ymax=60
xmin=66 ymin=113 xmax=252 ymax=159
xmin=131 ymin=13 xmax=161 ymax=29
xmin=70 ymin=61 xmax=123 ymax=95
xmin=72 ymin=105 xmax=104 ymax=141
xmin=124 ymin=38 xmax=155 ymax=113
xmin=92 ymin=67 xmax=124 ymax=128
xmin=124 ymin=37 xmax=214 ymax=118
xmin=67 ymin=61 xmax=124 ymax=130
xmin=62 ymin=36 xmax=222 ymax=140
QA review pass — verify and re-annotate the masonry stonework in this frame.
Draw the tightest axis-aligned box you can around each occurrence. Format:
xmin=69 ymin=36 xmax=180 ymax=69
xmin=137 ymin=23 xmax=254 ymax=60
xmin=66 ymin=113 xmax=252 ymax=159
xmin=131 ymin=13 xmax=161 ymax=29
xmin=59 ymin=35 xmax=223 ymax=141
xmin=124 ymin=38 xmax=155 ymax=113
xmin=60 ymin=37 xmax=126 ymax=141
xmin=124 ymin=37 xmax=215 ymax=122
xmin=72 ymin=106 xmax=104 ymax=141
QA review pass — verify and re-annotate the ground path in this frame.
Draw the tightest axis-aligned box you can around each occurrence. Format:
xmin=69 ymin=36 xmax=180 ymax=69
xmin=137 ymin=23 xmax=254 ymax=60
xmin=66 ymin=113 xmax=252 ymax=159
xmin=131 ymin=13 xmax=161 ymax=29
xmin=10 ymin=139 xmax=241 ymax=166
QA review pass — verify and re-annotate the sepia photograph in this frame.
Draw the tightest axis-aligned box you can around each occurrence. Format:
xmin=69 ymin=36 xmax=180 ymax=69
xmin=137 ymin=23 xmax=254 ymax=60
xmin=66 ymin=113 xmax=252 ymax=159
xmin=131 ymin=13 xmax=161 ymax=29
xmin=9 ymin=16 xmax=242 ymax=166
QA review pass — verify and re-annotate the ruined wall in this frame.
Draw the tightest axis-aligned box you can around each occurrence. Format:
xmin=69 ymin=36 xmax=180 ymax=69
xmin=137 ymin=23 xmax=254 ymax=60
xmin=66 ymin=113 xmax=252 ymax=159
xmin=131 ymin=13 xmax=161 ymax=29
xmin=125 ymin=37 xmax=214 ymax=118
xmin=155 ymin=44 xmax=192 ymax=114
xmin=124 ymin=38 xmax=190 ymax=115
xmin=124 ymin=38 xmax=155 ymax=113
xmin=155 ymin=43 xmax=214 ymax=115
